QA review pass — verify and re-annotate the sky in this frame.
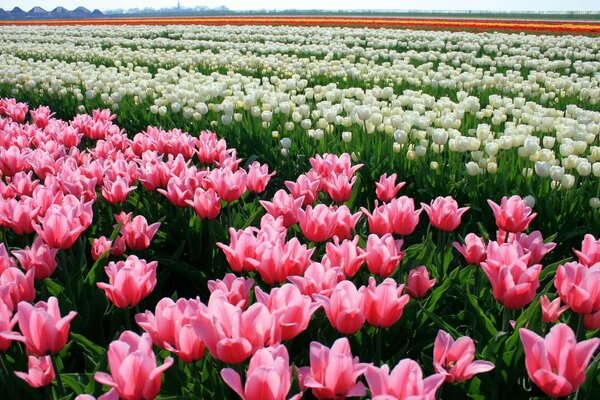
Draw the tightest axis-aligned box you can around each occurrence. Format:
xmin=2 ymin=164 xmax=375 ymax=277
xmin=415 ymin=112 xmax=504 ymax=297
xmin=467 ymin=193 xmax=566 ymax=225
xmin=1 ymin=0 xmax=599 ymax=12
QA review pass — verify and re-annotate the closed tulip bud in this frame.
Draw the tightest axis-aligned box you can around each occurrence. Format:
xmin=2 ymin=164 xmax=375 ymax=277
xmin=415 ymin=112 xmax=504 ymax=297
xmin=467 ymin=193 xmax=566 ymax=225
xmin=405 ymin=266 xmax=436 ymax=299
xmin=314 ymin=280 xmax=365 ymax=335
xmin=422 ymin=196 xmax=469 ymax=232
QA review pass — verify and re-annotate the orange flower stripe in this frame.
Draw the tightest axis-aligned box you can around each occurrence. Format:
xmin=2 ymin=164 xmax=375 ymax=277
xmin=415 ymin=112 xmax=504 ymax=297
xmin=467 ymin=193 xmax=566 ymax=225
xmin=1 ymin=16 xmax=599 ymax=34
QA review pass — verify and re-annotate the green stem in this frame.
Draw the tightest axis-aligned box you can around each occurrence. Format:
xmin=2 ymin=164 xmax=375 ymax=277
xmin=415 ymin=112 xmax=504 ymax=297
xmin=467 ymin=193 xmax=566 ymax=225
xmin=502 ymin=308 xmax=511 ymax=332
xmin=376 ymin=327 xmax=383 ymax=364
xmin=0 ymin=353 xmax=17 ymax=400
xmin=50 ymin=354 xmax=66 ymax=398
xmin=59 ymin=250 xmax=77 ymax=312
xmin=125 ymin=307 xmax=133 ymax=331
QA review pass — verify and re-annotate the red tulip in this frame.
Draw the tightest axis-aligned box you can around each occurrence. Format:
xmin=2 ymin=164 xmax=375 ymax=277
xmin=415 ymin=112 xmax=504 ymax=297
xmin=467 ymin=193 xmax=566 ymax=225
xmin=519 ymin=323 xmax=599 ymax=397
xmin=298 ymin=337 xmax=368 ymax=399
xmin=363 ymin=277 xmax=409 ymax=328
xmin=487 ymin=195 xmax=537 ymax=233
xmin=95 ymin=331 xmax=173 ymax=400
xmin=421 ymin=196 xmax=469 ymax=231
xmin=1 ymin=297 xmax=76 ymax=356
xmin=15 ymin=355 xmax=55 ymax=388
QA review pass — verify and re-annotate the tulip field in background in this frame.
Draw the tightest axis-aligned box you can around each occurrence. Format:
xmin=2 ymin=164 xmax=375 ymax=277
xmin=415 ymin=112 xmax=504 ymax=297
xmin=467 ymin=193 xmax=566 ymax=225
xmin=0 ymin=20 xmax=598 ymax=400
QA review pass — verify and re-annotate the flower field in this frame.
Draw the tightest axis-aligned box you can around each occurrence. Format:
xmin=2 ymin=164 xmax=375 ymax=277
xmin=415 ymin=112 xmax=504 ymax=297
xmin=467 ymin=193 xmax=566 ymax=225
xmin=0 ymin=21 xmax=598 ymax=400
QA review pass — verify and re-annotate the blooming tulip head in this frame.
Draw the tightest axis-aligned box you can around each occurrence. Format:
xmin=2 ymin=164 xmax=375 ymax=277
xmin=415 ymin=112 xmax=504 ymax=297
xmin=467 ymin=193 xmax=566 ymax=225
xmin=421 ymin=196 xmax=469 ymax=231
xmin=375 ymin=173 xmax=405 ymax=203
xmin=554 ymin=262 xmax=600 ymax=315
xmin=97 ymin=255 xmax=158 ymax=309
xmin=12 ymin=236 xmax=59 ymax=280
xmin=121 ymin=215 xmax=160 ymax=251
xmin=0 ymin=300 xmax=17 ymax=351
xmin=314 ymin=280 xmax=365 ymax=335
xmin=207 ymin=273 xmax=254 ymax=309
xmin=574 ymin=234 xmax=600 ymax=267
xmin=453 ymin=233 xmax=486 ymax=266
xmin=519 ymin=323 xmax=600 ymax=397
xmin=298 ymin=337 xmax=368 ymax=399
xmin=539 ymin=295 xmax=568 ymax=324
xmin=364 ymin=234 xmax=405 ymax=277
xmin=363 ymin=277 xmax=409 ymax=328
xmin=297 ymin=204 xmax=336 ymax=243
xmin=433 ymin=330 xmax=494 ymax=383
xmin=405 ymin=266 xmax=436 ymax=299
xmin=246 ymin=161 xmax=275 ymax=194
xmin=481 ymin=259 xmax=541 ymax=310
xmin=2 ymin=297 xmax=76 ymax=356
xmin=387 ymin=196 xmax=421 ymax=236
xmin=365 ymin=359 xmax=445 ymax=399
xmin=91 ymin=236 xmax=112 ymax=261
xmin=95 ymin=331 xmax=173 ymax=400
xmin=15 ymin=355 xmax=55 ymax=388
xmin=487 ymin=195 xmax=537 ymax=233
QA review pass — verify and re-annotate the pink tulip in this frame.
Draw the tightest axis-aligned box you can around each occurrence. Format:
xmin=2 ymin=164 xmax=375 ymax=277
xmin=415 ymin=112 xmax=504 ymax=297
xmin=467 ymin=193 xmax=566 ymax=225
xmin=15 ymin=355 xmax=55 ymax=388
xmin=0 ymin=266 xmax=36 ymax=311
xmin=323 ymin=172 xmax=356 ymax=203
xmin=221 ymin=344 xmax=300 ymax=400
xmin=375 ymin=173 xmax=405 ymax=203
xmin=297 ymin=204 xmax=336 ymax=243
xmin=208 ymin=167 xmax=247 ymax=202
xmin=30 ymin=105 xmax=54 ymax=128
xmin=322 ymin=236 xmax=365 ymax=278
xmin=121 ymin=215 xmax=160 ymax=251
xmin=554 ymin=262 xmax=600 ymax=315
xmin=157 ymin=175 xmax=194 ymax=207
xmin=255 ymin=238 xmax=314 ymax=285
xmin=421 ymin=196 xmax=469 ymax=231
xmin=1 ymin=297 xmax=76 ymax=356
xmin=487 ymin=195 xmax=537 ymax=233
xmin=584 ymin=310 xmax=600 ymax=330
xmin=135 ymin=297 xmax=204 ymax=363
xmin=481 ymin=259 xmax=541 ymax=310
xmin=433 ymin=330 xmax=495 ymax=383
xmin=364 ymin=234 xmax=405 ymax=277
xmin=0 ymin=197 xmax=40 ymax=235
xmin=453 ymin=233 xmax=487 ymax=266
xmin=285 ymin=174 xmax=321 ymax=206
xmin=539 ymin=295 xmax=568 ymax=323
xmin=363 ymin=277 xmax=409 ymax=328
xmin=217 ymin=227 xmax=261 ymax=273
xmin=483 ymin=241 xmax=530 ymax=270
xmin=97 ymin=256 xmax=158 ymax=309
xmin=255 ymin=284 xmax=320 ymax=342
xmin=365 ymin=359 xmax=445 ymax=399
xmin=101 ymin=177 xmax=137 ymax=204
xmin=12 ymin=236 xmax=59 ymax=280
xmin=314 ymin=280 xmax=365 ymax=334
xmin=288 ymin=262 xmax=346 ymax=299
xmin=574 ymin=234 xmax=600 ymax=267
xmin=110 ymin=236 xmax=126 ymax=257
xmin=298 ymin=337 xmax=369 ymax=399
xmin=0 ymin=300 xmax=17 ymax=351
xmin=207 ymin=274 xmax=254 ymax=309
xmin=196 ymin=130 xmax=227 ymax=164
xmin=388 ymin=196 xmax=421 ymax=236
xmin=405 ymin=266 xmax=436 ymax=299
xmin=519 ymin=323 xmax=600 ymax=397
xmin=260 ymin=189 xmax=304 ymax=227
xmin=246 ymin=161 xmax=275 ymax=194
xmin=95 ymin=331 xmax=173 ymax=400
xmin=514 ymin=231 xmax=555 ymax=266
xmin=91 ymin=236 xmax=112 ymax=261
xmin=360 ymin=202 xmax=392 ymax=236
xmin=192 ymin=292 xmax=272 ymax=364
xmin=33 ymin=204 xmax=87 ymax=249
xmin=331 ymin=205 xmax=362 ymax=240
xmin=186 ymin=187 xmax=221 ymax=220
xmin=309 ymin=153 xmax=363 ymax=179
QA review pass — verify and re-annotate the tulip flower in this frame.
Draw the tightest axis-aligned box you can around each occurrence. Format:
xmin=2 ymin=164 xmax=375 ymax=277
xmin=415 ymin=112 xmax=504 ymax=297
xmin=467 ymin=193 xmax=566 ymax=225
xmin=121 ymin=215 xmax=160 ymax=251
xmin=323 ymin=172 xmax=356 ymax=203
xmin=405 ymin=266 xmax=436 ymax=299
xmin=246 ymin=161 xmax=275 ymax=194
xmin=421 ymin=196 xmax=469 ymax=231
xmin=255 ymin=284 xmax=320 ymax=342
xmin=331 ymin=205 xmax=362 ymax=240
xmin=1 ymin=297 xmax=76 ymax=356
xmin=285 ymin=174 xmax=321 ymax=206
xmin=453 ymin=233 xmax=487 ymax=266
xmin=487 ymin=195 xmax=537 ymax=233
xmin=365 ymin=359 xmax=445 ymax=399
xmin=0 ymin=266 xmax=36 ymax=311
xmin=314 ymin=280 xmax=365 ymax=334
xmin=260 ymin=189 xmax=305 ymax=227
xmin=433 ymin=330 xmax=495 ymax=383
xmin=208 ymin=167 xmax=247 ymax=202
xmin=186 ymin=187 xmax=221 ymax=220
xmin=364 ymin=234 xmax=405 ymax=277
xmin=0 ymin=197 xmax=40 ymax=235
xmin=101 ymin=177 xmax=137 ymax=204
xmin=574 ymin=234 xmax=600 ymax=267
xmin=519 ymin=323 xmax=600 ymax=397
xmin=255 ymin=238 xmax=314 ymax=285
xmin=514 ymin=231 xmax=555 ymax=266
xmin=297 ymin=204 xmax=336 ymax=243
xmin=207 ymin=273 xmax=254 ymax=309
xmin=363 ymin=277 xmax=410 ymax=328
xmin=217 ymin=227 xmax=261 ymax=273
xmin=12 ymin=236 xmax=59 ymax=280
xmin=0 ymin=300 xmax=17 ymax=351
xmin=360 ymin=202 xmax=392 ymax=236
xmin=322 ymin=236 xmax=365 ymax=278
xmin=554 ymin=262 xmax=600 ymax=315
xmin=135 ymin=297 xmax=204 ymax=363
xmin=221 ymin=344 xmax=300 ymax=400
xmin=97 ymin=256 xmax=158 ymax=309
xmin=192 ymin=292 xmax=272 ymax=364
xmin=90 ymin=236 xmax=112 ymax=261
xmin=95 ymin=331 xmax=173 ymax=400
xmin=297 ymin=337 xmax=369 ymax=399
xmin=288 ymin=262 xmax=345 ymax=299
xmin=539 ymin=295 xmax=568 ymax=323
xmin=33 ymin=204 xmax=87 ymax=249
xmin=15 ymin=355 xmax=55 ymax=388
xmin=375 ymin=173 xmax=405 ymax=202
xmin=481 ymin=259 xmax=541 ymax=310
xmin=157 ymin=175 xmax=194 ymax=207
xmin=388 ymin=196 xmax=422 ymax=236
